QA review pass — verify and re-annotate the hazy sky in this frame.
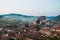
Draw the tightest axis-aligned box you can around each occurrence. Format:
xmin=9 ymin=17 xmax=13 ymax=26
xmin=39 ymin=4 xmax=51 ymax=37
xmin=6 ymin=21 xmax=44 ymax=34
xmin=0 ymin=0 xmax=60 ymax=16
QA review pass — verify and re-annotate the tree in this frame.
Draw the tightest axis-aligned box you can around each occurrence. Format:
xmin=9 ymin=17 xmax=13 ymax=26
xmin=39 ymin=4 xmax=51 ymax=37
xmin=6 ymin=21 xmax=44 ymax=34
xmin=35 ymin=24 xmax=41 ymax=31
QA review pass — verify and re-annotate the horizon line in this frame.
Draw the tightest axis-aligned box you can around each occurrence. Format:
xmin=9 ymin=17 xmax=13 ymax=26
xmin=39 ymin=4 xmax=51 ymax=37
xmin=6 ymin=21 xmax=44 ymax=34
xmin=0 ymin=13 xmax=59 ymax=16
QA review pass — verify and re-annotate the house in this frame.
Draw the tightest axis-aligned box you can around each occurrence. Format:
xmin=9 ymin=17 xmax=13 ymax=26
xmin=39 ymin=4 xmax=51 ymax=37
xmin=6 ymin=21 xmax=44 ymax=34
xmin=39 ymin=27 xmax=52 ymax=37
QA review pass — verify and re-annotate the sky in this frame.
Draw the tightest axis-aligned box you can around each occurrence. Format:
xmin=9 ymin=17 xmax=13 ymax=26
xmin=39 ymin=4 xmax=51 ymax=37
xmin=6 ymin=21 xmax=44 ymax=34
xmin=0 ymin=0 xmax=60 ymax=16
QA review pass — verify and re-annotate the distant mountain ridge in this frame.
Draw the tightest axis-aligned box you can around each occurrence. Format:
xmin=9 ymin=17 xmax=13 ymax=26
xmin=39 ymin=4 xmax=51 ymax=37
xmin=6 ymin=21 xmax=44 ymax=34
xmin=50 ymin=15 xmax=60 ymax=25
xmin=0 ymin=13 xmax=55 ymax=22
xmin=0 ymin=13 xmax=55 ymax=18
xmin=0 ymin=13 xmax=36 ymax=17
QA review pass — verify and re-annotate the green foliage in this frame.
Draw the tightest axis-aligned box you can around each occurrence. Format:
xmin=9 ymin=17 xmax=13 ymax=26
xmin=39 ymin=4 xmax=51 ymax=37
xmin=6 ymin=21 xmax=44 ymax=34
xmin=50 ymin=15 xmax=60 ymax=25
xmin=35 ymin=24 xmax=41 ymax=31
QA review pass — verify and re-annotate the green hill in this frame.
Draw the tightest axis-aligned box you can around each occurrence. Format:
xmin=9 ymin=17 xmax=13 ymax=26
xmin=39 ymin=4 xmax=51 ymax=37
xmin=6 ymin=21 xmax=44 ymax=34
xmin=49 ymin=15 xmax=60 ymax=25
xmin=0 ymin=13 xmax=55 ymax=24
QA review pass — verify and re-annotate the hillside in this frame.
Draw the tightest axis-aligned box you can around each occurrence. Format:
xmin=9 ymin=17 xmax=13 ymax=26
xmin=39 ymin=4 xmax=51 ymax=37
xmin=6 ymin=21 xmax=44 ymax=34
xmin=49 ymin=15 xmax=60 ymax=25
xmin=0 ymin=13 xmax=55 ymax=24
xmin=0 ymin=13 xmax=36 ymax=23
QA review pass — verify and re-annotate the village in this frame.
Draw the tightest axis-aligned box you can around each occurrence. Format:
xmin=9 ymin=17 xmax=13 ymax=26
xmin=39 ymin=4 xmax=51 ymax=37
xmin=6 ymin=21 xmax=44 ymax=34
xmin=0 ymin=16 xmax=60 ymax=40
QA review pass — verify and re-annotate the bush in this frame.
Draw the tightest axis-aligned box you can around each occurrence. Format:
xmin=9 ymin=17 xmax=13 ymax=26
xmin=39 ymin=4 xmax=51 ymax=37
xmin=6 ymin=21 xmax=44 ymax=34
xmin=35 ymin=24 xmax=41 ymax=31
